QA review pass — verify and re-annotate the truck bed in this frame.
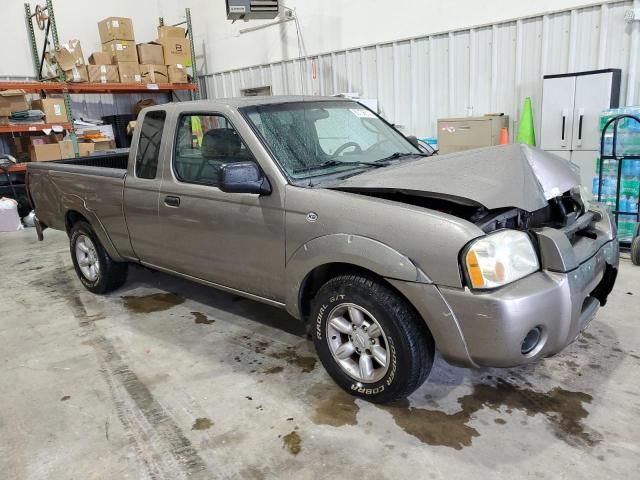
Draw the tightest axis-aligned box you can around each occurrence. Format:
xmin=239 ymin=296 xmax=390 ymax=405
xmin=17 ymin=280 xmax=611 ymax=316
xmin=27 ymin=150 xmax=131 ymax=257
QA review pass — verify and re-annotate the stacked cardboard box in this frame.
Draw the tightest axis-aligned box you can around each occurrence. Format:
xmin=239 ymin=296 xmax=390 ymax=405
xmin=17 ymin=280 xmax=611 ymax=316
xmin=87 ymin=51 xmax=120 ymax=83
xmin=157 ymin=26 xmax=191 ymax=84
xmin=31 ymin=98 xmax=68 ymax=123
xmin=98 ymin=17 xmax=141 ymax=83
xmin=56 ymin=40 xmax=88 ymax=82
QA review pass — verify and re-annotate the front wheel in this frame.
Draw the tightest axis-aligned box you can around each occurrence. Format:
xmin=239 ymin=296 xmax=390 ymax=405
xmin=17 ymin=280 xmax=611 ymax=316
xmin=69 ymin=221 xmax=128 ymax=294
xmin=310 ymin=274 xmax=434 ymax=403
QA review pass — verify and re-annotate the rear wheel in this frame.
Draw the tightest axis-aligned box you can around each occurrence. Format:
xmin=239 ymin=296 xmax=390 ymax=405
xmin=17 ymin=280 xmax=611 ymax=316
xmin=310 ymin=273 xmax=434 ymax=403
xmin=631 ymin=235 xmax=640 ymax=266
xmin=69 ymin=221 xmax=128 ymax=294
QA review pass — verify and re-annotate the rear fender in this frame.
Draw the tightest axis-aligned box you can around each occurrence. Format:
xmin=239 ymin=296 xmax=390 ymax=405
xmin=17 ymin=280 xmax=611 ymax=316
xmin=63 ymin=194 xmax=125 ymax=262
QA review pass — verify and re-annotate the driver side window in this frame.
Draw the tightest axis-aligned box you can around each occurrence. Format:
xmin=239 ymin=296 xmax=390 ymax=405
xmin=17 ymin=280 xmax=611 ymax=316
xmin=174 ymin=114 xmax=254 ymax=187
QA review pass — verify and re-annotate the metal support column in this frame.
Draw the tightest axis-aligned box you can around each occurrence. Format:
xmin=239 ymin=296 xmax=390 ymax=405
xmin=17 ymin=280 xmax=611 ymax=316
xmin=185 ymin=8 xmax=200 ymax=100
xmin=24 ymin=3 xmax=41 ymax=79
xmin=158 ymin=9 xmax=200 ymax=100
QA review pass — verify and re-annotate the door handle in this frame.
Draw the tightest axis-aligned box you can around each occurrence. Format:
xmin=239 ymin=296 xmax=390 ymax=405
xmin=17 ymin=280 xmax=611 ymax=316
xmin=164 ymin=195 xmax=181 ymax=207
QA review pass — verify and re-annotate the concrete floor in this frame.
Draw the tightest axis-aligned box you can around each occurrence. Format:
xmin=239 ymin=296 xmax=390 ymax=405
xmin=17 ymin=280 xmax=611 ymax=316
xmin=1 ymin=228 xmax=639 ymax=480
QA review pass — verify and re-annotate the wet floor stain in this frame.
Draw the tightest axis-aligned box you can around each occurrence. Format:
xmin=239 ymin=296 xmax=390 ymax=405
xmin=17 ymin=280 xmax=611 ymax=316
xmin=382 ymin=379 xmax=599 ymax=449
xmin=192 ymin=417 xmax=213 ymax=430
xmin=272 ymin=347 xmax=317 ymax=373
xmin=121 ymin=293 xmax=185 ymax=314
xmin=263 ymin=366 xmax=284 ymax=374
xmin=282 ymin=431 xmax=302 ymax=455
xmin=307 ymin=384 xmax=359 ymax=427
xmin=308 ymin=379 xmax=599 ymax=450
xmin=380 ymin=399 xmax=480 ymax=450
xmin=60 ymin=395 xmax=71 ymax=401
xmin=192 ymin=311 xmax=214 ymax=325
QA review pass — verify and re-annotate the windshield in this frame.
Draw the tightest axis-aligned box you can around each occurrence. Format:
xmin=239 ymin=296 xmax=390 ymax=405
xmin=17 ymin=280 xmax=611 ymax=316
xmin=241 ymin=101 xmax=421 ymax=180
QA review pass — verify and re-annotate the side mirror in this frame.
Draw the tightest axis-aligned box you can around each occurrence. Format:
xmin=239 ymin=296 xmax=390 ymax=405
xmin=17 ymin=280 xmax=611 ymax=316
xmin=219 ymin=162 xmax=271 ymax=195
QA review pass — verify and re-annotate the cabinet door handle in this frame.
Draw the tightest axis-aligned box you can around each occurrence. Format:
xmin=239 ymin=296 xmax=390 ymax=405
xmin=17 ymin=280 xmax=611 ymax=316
xmin=164 ymin=195 xmax=181 ymax=207
xmin=578 ymin=113 xmax=584 ymax=140
xmin=561 ymin=115 xmax=566 ymax=140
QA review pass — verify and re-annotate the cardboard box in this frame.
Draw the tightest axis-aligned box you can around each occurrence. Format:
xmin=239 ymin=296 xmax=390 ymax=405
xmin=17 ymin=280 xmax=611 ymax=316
xmin=59 ymin=140 xmax=75 ymax=159
xmin=56 ymin=39 xmax=85 ymax=71
xmin=158 ymin=25 xmax=185 ymax=39
xmin=118 ymin=62 xmax=142 ymax=83
xmin=88 ymin=138 xmax=117 ymax=151
xmin=78 ymin=142 xmax=95 ymax=156
xmin=88 ymin=65 xmax=120 ymax=83
xmin=158 ymin=37 xmax=191 ymax=66
xmin=167 ymin=65 xmax=188 ymax=83
xmin=32 ymin=98 xmax=68 ymax=123
xmin=140 ymin=65 xmax=168 ymax=84
xmin=88 ymin=52 xmax=112 ymax=65
xmin=64 ymin=65 xmax=89 ymax=83
xmin=98 ymin=17 xmax=135 ymax=43
xmin=137 ymin=43 xmax=164 ymax=65
xmin=437 ymin=115 xmax=509 ymax=154
xmin=103 ymin=40 xmax=139 ymax=64
xmin=42 ymin=52 xmax=59 ymax=79
xmin=29 ymin=135 xmax=69 ymax=162
xmin=0 ymin=90 xmax=28 ymax=116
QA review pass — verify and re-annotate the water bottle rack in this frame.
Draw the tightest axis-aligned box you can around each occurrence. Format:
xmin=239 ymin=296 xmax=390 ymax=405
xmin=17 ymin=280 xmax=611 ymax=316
xmin=597 ymin=114 xmax=640 ymax=246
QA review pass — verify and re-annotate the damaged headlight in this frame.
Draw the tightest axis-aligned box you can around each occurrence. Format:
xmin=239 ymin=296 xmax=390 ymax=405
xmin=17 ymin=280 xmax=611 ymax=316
xmin=463 ymin=230 xmax=539 ymax=289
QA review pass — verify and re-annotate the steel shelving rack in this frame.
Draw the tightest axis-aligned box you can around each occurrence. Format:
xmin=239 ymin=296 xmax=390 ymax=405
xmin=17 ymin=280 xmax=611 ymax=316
xmin=1 ymin=1 xmax=200 ymax=172
xmin=597 ymin=114 xmax=640 ymax=246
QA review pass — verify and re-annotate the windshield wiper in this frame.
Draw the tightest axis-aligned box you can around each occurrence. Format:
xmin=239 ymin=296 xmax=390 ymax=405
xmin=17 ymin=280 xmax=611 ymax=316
xmin=375 ymin=152 xmax=429 ymax=163
xmin=293 ymin=159 xmax=385 ymax=174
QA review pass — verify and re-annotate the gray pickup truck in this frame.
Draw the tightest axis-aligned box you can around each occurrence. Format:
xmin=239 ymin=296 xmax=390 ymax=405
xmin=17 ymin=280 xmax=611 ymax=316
xmin=27 ymin=96 xmax=619 ymax=403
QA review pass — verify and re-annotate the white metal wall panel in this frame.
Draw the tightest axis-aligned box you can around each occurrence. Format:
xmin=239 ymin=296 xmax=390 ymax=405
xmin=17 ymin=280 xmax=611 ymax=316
xmin=205 ymin=0 xmax=639 ymax=139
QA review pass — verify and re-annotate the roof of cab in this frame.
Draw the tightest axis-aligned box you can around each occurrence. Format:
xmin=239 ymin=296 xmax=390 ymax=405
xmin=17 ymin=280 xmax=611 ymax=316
xmin=171 ymin=95 xmax=355 ymax=109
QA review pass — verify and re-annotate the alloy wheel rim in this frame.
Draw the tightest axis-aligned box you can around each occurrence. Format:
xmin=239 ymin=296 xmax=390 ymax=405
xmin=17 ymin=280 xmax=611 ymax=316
xmin=326 ymin=303 xmax=390 ymax=383
xmin=75 ymin=234 xmax=100 ymax=282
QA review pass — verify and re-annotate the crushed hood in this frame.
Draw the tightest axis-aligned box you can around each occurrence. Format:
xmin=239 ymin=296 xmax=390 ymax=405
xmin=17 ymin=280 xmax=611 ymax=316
xmin=332 ymin=144 xmax=580 ymax=212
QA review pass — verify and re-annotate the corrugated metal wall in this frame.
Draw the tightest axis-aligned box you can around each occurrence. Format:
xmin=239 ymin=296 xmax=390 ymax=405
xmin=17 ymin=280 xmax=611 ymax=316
xmin=205 ymin=0 xmax=640 ymax=140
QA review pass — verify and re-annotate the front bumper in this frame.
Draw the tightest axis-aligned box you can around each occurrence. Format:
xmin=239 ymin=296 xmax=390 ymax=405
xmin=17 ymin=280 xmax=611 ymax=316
xmin=390 ymin=204 xmax=619 ymax=368
xmin=439 ymin=239 xmax=618 ymax=367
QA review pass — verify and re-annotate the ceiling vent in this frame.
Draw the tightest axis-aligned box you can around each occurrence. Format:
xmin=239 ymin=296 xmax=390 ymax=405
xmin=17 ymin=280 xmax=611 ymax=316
xmin=226 ymin=0 xmax=279 ymax=21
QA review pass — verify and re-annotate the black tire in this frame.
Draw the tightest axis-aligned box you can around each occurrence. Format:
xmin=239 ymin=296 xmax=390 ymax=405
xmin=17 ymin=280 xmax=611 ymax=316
xmin=310 ymin=273 xmax=434 ymax=404
xmin=69 ymin=221 xmax=128 ymax=294
xmin=632 ymin=236 xmax=640 ymax=266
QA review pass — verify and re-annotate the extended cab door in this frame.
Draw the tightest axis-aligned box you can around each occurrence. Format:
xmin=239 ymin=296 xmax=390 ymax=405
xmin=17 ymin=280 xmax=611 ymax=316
xmin=123 ymin=109 xmax=167 ymax=264
xmin=154 ymin=110 xmax=286 ymax=302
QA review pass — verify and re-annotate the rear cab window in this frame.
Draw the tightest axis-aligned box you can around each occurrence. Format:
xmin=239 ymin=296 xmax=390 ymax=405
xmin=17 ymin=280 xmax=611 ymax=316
xmin=135 ymin=110 xmax=166 ymax=179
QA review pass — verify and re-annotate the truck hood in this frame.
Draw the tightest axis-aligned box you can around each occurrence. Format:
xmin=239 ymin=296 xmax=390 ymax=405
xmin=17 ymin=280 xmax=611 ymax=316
xmin=331 ymin=144 xmax=580 ymax=212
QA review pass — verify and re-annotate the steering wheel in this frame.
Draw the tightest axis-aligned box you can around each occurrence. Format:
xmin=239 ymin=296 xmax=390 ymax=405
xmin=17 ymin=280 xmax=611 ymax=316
xmin=332 ymin=142 xmax=362 ymax=157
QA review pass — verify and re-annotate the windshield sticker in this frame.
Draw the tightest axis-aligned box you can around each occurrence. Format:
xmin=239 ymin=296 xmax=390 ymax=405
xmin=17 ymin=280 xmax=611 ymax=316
xmin=350 ymin=108 xmax=376 ymax=119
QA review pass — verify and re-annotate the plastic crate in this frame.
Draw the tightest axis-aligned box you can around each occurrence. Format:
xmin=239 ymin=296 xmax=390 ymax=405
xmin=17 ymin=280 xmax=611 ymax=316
xmin=102 ymin=114 xmax=137 ymax=148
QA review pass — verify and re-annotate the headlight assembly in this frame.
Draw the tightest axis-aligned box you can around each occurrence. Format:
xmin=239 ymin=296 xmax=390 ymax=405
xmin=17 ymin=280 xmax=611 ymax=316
xmin=463 ymin=230 xmax=539 ymax=289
